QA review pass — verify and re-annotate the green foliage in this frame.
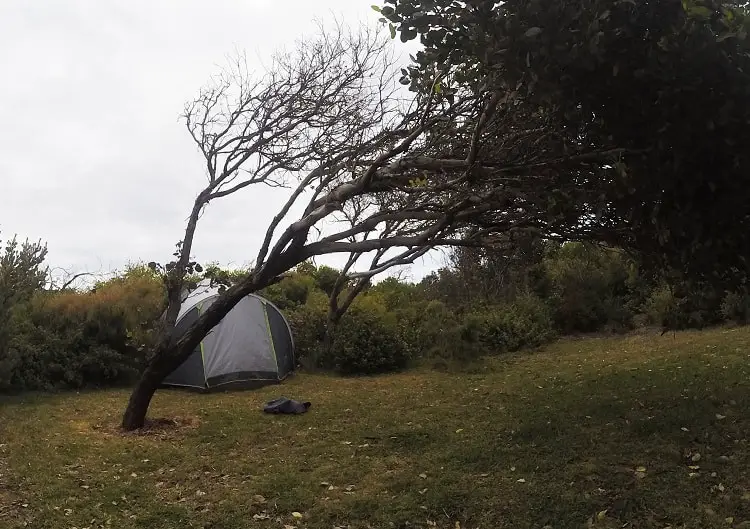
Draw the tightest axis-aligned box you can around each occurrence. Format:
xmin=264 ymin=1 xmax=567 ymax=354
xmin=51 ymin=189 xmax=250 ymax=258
xmin=4 ymin=232 xmax=750 ymax=391
xmin=285 ymin=290 xmax=329 ymax=368
xmin=721 ymin=290 xmax=750 ymax=324
xmin=321 ymin=298 xmax=410 ymax=375
xmin=382 ymin=0 xmax=750 ymax=289
xmin=311 ymin=265 xmax=342 ymax=296
xmin=0 ymin=234 xmax=49 ymax=389
xmin=2 ymin=264 xmax=165 ymax=392
xmin=541 ymin=243 xmax=637 ymax=333
xmin=643 ymin=284 xmax=677 ymax=328
xmin=260 ymin=272 xmax=316 ymax=310
xmin=470 ymin=295 xmax=556 ymax=353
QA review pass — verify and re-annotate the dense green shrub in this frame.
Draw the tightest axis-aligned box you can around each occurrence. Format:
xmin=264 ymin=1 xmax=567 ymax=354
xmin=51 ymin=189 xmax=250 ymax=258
xmin=721 ymin=291 xmax=750 ymax=324
xmin=260 ymin=272 xmax=316 ymax=311
xmin=285 ymin=290 xmax=329 ymax=368
xmin=393 ymin=299 xmax=458 ymax=358
xmin=540 ymin=243 xmax=636 ymax=333
xmin=321 ymin=300 xmax=410 ymax=375
xmin=1 ymin=265 xmax=165 ymax=392
xmin=470 ymin=295 xmax=555 ymax=353
xmin=642 ymin=281 xmax=725 ymax=331
xmin=0 ymin=235 xmax=48 ymax=390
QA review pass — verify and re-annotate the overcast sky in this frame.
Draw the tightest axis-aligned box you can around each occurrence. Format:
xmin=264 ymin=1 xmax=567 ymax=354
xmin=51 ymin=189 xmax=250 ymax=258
xmin=0 ymin=0 xmax=445 ymax=283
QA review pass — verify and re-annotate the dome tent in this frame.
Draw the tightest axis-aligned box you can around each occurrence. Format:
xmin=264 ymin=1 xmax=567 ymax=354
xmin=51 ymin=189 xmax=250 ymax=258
xmin=162 ymin=280 xmax=295 ymax=392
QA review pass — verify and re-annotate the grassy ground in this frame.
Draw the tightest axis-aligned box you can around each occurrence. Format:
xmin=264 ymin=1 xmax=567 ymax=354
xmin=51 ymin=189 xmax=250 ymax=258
xmin=2 ymin=327 xmax=750 ymax=529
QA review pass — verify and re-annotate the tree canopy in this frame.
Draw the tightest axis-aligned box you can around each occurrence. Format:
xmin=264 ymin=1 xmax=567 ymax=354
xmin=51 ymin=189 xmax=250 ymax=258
xmin=379 ymin=0 xmax=750 ymax=285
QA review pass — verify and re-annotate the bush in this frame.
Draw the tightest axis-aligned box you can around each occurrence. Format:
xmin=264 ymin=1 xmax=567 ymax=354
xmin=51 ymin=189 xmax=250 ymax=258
xmin=393 ymin=299 xmax=458 ymax=359
xmin=321 ymin=300 xmax=410 ymax=375
xmin=542 ymin=244 xmax=636 ymax=333
xmin=260 ymin=272 xmax=316 ymax=310
xmin=285 ymin=290 xmax=329 ymax=368
xmin=0 ymin=235 xmax=48 ymax=390
xmin=1 ymin=265 xmax=165 ymax=392
xmin=642 ymin=281 xmax=725 ymax=330
xmin=471 ymin=295 xmax=555 ymax=353
xmin=721 ymin=291 xmax=750 ymax=324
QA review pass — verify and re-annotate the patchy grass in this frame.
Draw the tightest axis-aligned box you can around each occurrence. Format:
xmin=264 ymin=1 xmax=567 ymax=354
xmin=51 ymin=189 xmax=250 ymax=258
xmin=2 ymin=327 xmax=750 ymax=528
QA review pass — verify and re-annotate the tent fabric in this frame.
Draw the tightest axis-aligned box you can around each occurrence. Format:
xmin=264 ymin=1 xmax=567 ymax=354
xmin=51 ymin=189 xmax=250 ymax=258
xmin=161 ymin=280 xmax=295 ymax=392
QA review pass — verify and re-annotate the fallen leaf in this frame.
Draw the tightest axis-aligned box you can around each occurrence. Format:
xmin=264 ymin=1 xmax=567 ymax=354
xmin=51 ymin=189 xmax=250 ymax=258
xmin=718 ymin=483 xmax=726 ymax=492
xmin=635 ymin=466 xmax=647 ymax=473
xmin=517 ymin=478 xmax=526 ymax=483
xmin=252 ymin=495 xmax=267 ymax=505
xmin=726 ymin=517 xmax=734 ymax=524
xmin=130 ymin=473 xmax=137 ymax=478
xmin=716 ymin=414 xmax=727 ymax=420
xmin=291 ymin=512 xmax=303 ymax=519
xmin=419 ymin=473 xmax=427 ymax=479
xmin=681 ymin=427 xmax=689 ymax=432
xmin=455 ymin=429 xmax=464 ymax=433
xmin=252 ymin=513 xmax=270 ymax=520
xmin=597 ymin=509 xmax=608 ymax=520
xmin=692 ymin=453 xmax=702 ymax=462
xmin=196 ymin=490 xmax=206 ymax=497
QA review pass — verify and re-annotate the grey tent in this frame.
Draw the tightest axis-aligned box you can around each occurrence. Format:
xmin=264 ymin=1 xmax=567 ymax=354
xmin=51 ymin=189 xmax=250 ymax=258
xmin=162 ymin=281 xmax=295 ymax=392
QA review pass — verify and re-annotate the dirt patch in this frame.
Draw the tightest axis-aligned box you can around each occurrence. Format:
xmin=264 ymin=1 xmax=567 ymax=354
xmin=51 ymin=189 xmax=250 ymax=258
xmin=80 ymin=415 xmax=201 ymax=440
xmin=119 ymin=416 xmax=201 ymax=438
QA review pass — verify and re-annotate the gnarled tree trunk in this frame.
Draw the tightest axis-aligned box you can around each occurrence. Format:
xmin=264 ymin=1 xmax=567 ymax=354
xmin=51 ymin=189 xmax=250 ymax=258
xmin=121 ymin=362 xmax=165 ymax=431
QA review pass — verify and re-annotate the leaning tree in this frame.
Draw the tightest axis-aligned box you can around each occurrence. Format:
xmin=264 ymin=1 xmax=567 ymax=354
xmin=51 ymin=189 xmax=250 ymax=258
xmin=121 ymin=16 xmax=638 ymax=429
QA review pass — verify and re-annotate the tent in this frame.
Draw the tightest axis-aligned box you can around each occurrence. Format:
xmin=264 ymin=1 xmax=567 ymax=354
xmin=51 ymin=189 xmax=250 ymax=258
xmin=162 ymin=281 xmax=295 ymax=392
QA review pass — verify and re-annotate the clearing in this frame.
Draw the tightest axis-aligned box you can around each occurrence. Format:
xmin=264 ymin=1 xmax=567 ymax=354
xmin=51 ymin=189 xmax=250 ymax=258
xmin=2 ymin=327 xmax=750 ymax=529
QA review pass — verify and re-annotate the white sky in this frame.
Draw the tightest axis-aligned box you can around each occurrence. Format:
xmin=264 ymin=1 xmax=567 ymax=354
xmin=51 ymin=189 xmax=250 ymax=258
xmin=0 ymin=0 xmax=445 ymax=283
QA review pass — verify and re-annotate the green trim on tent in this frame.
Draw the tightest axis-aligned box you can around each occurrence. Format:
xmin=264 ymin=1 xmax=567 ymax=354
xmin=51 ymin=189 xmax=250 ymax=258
xmin=197 ymin=301 xmax=208 ymax=385
xmin=262 ymin=302 xmax=280 ymax=375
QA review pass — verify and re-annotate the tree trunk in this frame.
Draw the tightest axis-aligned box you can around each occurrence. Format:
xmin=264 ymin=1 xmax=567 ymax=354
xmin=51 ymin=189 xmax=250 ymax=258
xmin=322 ymin=314 xmax=338 ymax=354
xmin=121 ymin=363 xmax=164 ymax=430
xmin=120 ymin=249 xmax=304 ymax=431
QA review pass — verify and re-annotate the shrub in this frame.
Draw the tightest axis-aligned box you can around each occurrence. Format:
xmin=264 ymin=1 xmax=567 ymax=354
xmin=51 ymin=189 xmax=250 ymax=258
xmin=1 ymin=265 xmax=165 ymax=392
xmin=542 ymin=244 xmax=635 ymax=333
xmin=260 ymin=272 xmax=316 ymax=310
xmin=643 ymin=281 xmax=725 ymax=330
xmin=285 ymin=290 xmax=329 ymax=368
xmin=321 ymin=300 xmax=410 ymax=375
xmin=0 ymin=235 xmax=48 ymax=390
xmin=721 ymin=291 xmax=750 ymax=324
xmin=471 ymin=295 xmax=555 ymax=353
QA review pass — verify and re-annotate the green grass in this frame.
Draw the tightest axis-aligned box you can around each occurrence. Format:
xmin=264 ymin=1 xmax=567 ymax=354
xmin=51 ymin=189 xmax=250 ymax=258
xmin=2 ymin=327 xmax=750 ymax=528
